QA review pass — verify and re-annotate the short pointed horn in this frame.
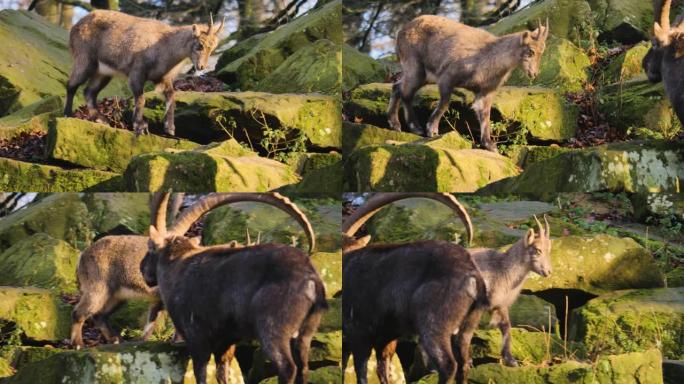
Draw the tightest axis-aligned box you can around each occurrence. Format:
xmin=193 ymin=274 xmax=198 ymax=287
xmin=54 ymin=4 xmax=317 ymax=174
xmin=342 ymin=193 xmax=473 ymax=245
xmin=169 ymin=193 xmax=316 ymax=253
xmin=217 ymin=15 xmax=225 ymax=33
xmin=208 ymin=12 xmax=214 ymax=31
xmin=533 ymin=214 xmax=544 ymax=237
xmin=150 ymin=192 xmax=171 ymax=233
xmin=543 ymin=214 xmax=550 ymax=238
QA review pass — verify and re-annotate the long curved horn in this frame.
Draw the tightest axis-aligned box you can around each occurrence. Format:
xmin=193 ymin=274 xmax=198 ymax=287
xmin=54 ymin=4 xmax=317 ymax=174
xmin=342 ymin=193 xmax=473 ymax=245
xmin=168 ymin=193 xmax=185 ymax=223
xmin=169 ymin=193 xmax=316 ymax=253
xmin=150 ymin=192 xmax=171 ymax=233
xmin=661 ymin=0 xmax=672 ymax=33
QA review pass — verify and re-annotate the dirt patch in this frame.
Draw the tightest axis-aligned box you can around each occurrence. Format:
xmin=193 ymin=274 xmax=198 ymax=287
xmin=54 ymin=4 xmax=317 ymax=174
xmin=0 ymin=130 xmax=46 ymax=162
xmin=173 ymin=74 xmax=227 ymax=92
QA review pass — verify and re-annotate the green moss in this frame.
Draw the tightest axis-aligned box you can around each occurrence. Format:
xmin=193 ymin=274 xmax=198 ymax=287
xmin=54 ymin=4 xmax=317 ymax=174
xmin=480 ymin=295 xmax=558 ymax=332
xmin=46 ymin=118 xmax=199 ymax=172
xmin=319 ymin=297 xmax=341 ymax=332
xmin=216 ymin=0 xmax=342 ymax=90
xmin=256 ymin=39 xmax=341 ymax=95
xmin=345 ymin=351 xmax=404 ymax=384
xmin=506 ymin=145 xmax=573 ymax=167
xmin=0 ymin=287 xmax=71 ymax=342
xmin=0 ymin=158 xmax=121 ymax=192
xmin=0 ymin=233 xmax=79 ymax=293
xmin=588 ymin=0 xmax=653 ymax=43
xmin=342 ymin=122 xmax=421 ymax=157
xmin=342 ymin=44 xmax=386 ymax=92
xmin=599 ymin=42 xmax=650 ymax=85
xmin=282 ymin=152 xmax=342 ymax=197
xmin=308 ymin=366 xmax=342 ymax=384
xmin=215 ymin=32 xmax=267 ymax=71
xmin=81 ymin=193 xmax=150 ymax=235
xmin=311 ymin=251 xmax=341 ymax=297
xmin=570 ymin=288 xmax=684 ymax=359
xmin=0 ymin=355 xmax=14 ymax=378
xmin=0 ymin=96 xmax=61 ymax=140
xmin=667 ymin=267 xmax=684 ymax=287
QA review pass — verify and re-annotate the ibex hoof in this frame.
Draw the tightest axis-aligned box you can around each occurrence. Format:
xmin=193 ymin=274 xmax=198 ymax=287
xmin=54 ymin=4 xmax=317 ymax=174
xmin=388 ymin=120 xmax=402 ymax=132
xmin=483 ymin=142 xmax=498 ymax=153
xmin=503 ymin=358 xmax=518 ymax=367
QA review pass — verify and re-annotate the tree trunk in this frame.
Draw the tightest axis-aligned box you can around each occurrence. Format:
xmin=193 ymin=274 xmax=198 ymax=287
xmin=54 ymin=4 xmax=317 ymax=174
xmin=35 ymin=0 xmax=60 ymax=24
xmin=91 ymin=0 xmax=118 ymax=10
xmin=59 ymin=4 xmax=73 ymax=29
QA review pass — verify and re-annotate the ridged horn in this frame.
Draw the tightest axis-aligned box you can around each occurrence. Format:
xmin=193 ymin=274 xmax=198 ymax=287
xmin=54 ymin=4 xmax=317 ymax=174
xmin=150 ymin=192 xmax=171 ymax=233
xmin=169 ymin=193 xmax=315 ymax=253
xmin=342 ymin=193 xmax=473 ymax=245
xmin=661 ymin=0 xmax=672 ymax=33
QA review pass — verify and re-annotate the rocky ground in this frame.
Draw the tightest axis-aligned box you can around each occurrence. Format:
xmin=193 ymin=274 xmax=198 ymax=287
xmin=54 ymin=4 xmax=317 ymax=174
xmin=342 ymin=0 xmax=684 ymax=195
xmin=0 ymin=1 xmax=342 ymax=195
xmin=0 ymin=193 xmax=342 ymax=383
xmin=342 ymin=192 xmax=683 ymax=384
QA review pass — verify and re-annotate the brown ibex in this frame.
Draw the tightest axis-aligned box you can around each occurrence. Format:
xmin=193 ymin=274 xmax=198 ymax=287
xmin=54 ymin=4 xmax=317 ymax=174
xmin=644 ymin=0 xmax=684 ymax=125
xmin=70 ymin=193 xmax=187 ymax=349
xmin=388 ymin=16 xmax=549 ymax=152
xmin=63 ymin=10 xmax=224 ymax=136
xmin=342 ymin=193 xmax=489 ymax=384
xmin=141 ymin=193 xmax=327 ymax=384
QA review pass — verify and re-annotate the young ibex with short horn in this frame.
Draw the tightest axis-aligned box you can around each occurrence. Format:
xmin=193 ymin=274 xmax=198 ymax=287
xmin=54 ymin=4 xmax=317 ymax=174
xmin=388 ymin=16 xmax=549 ymax=152
xmin=141 ymin=193 xmax=327 ymax=384
xmin=63 ymin=11 xmax=224 ymax=136
xmin=70 ymin=193 xmax=187 ymax=350
xmin=643 ymin=0 xmax=684 ymax=125
xmin=342 ymin=193 xmax=489 ymax=384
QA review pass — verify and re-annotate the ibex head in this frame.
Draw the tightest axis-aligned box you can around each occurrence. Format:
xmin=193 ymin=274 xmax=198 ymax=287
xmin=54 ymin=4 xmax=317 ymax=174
xmin=191 ymin=13 xmax=225 ymax=71
xmin=142 ymin=192 xmax=316 ymax=287
xmin=521 ymin=215 xmax=552 ymax=277
xmin=341 ymin=193 xmax=473 ymax=253
xmin=520 ymin=19 xmax=549 ymax=79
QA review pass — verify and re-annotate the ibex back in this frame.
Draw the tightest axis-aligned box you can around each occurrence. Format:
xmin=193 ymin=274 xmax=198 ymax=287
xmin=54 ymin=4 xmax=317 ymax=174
xmin=388 ymin=15 xmax=549 ymax=152
xmin=63 ymin=10 xmax=224 ymax=136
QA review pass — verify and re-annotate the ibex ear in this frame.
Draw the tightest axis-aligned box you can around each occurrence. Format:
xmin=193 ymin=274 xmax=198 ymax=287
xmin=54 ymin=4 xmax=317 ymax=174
xmin=189 ymin=236 xmax=201 ymax=247
xmin=227 ymin=240 xmax=241 ymax=248
xmin=149 ymin=225 xmax=165 ymax=249
xmin=358 ymin=235 xmax=372 ymax=247
xmin=522 ymin=30 xmax=532 ymax=45
xmin=192 ymin=24 xmax=202 ymax=38
xmin=654 ymin=22 xmax=670 ymax=46
xmin=524 ymin=228 xmax=535 ymax=247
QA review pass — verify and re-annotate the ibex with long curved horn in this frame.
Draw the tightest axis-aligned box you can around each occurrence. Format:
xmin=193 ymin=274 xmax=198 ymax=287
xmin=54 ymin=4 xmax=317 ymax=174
xmin=342 ymin=193 xmax=488 ymax=384
xmin=141 ymin=193 xmax=326 ymax=384
xmin=64 ymin=11 xmax=225 ymax=136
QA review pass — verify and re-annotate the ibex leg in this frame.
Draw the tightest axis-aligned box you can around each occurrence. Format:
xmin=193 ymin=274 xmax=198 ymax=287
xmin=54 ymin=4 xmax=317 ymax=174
xmin=64 ymin=59 xmax=96 ymax=116
xmin=129 ymin=72 xmax=148 ymax=136
xmin=350 ymin=333 xmax=372 ymax=384
xmin=215 ymin=344 xmax=236 ymax=384
xmin=84 ymin=74 xmax=112 ymax=122
xmin=162 ymin=79 xmax=176 ymax=136
xmin=426 ymin=81 xmax=454 ymax=138
xmin=260 ymin=335 xmax=297 ymax=384
xmin=70 ymin=288 xmax=108 ymax=349
xmin=473 ymin=94 xmax=497 ymax=152
xmin=142 ymin=300 xmax=164 ymax=341
xmin=92 ymin=297 xmax=124 ymax=344
xmin=188 ymin=343 xmax=211 ymax=384
xmin=419 ymin=331 xmax=456 ymax=384
xmin=388 ymin=82 xmax=402 ymax=131
xmin=496 ymin=308 xmax=517 ymax=367
xmin=375 ymin=339 xmax=397 ymax=384
xmin=399 ymin=62 xmax=426 ymax=135
xmin=454 ymin=307 xmax=484 ymax=384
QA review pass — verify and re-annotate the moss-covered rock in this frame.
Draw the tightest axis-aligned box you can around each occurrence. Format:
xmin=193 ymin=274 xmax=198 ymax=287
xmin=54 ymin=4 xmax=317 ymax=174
xmin=46 ymin=118 xmax=198 ymax=172
xmin=0 ymin=158 xmax=121 ymax=192
xmin=0 ymin=10 xmax=129 ymax=116
xmin=308 ymin=366 xmax=342 ymax=384
xmin=523 ymin=235 xmax=664 ymax=294
xmin=630 ymin=193 xmax=684 ymax=223
xmin=570 ymin=288 xmax=684 ymax=358
xmin=342 ymin=44 xmax=386 ymax=92
xmin=506 ymin=145 xmax=573 ymax=168
xmin=0 ymin=96 xmax=61 ymax=140
xmin=599 ymin=42 xmax=650 ymax=85
xmin=480 ymin=295 xmax=559 ymax=332
xmin=0 ymin=346 xmax=63 ymax=373
xmin=597 ymin=78 xmax=680 ymax=139
xmin=0 ymin=287 xmax=71 ymax=343
xmin=215 ymin=32 xmax=268 ymax=72
xmin=123 ymin=150 xmax=298 ymax=192
xmin=202 ymin=198 xmax=341 ymax=253
xmin=0 ymin=357 xmax=13 ymax=378
xmin=344 ymin=144 xmax=519 ymax=192
xmin=0 ymin=233 xmax=79 ymax=293
xmin=216 ymin=0 xmax=342 ymax=90
xmin=482 ymin=141 xmax=684 ymax=196
xmin=256 ymin=39 xmax=341 ymax=95
xmin=418 ymin=131 xmax=473 ymax=151
xmin=81 ymin=193 xmax=151 ymax=235
xmin=319 ymin=297 xmax=341 ymax=332
xmin=282 ymin=152 xmax=342 ymax=197
xmin=471 ymin=328 xmax=563 ymax=365
xmin=0 ymin=194 xmax=92 ymax=252
xmin=507 ymin=36 xmax=590 ymax=92
xmin=311 ymin=251 xmax=341 ymax=298
xmin=142 ymin=91 xmax=340 ymax=150
xmin=2 ymin=342 xmax=243 ymax=384
xmin=345 ymin=83 xmax=578 ymax=142
xmin=344 ymin=351 xmax=404 ymax=384
xmin=666 ymin=267 xmax=684 ymax=287
xmin=588 ymin=0 xmax=653 ymax=44
xmin=488 ymin=0 xmax=594 ymax=42
xmin=342 ymin=122 xmax=421 ymax=157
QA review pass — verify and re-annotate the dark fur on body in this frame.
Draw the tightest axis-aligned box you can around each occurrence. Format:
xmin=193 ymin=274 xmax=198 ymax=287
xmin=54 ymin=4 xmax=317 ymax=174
xmin=343 ymin=240 xmax=488 ymax=384
xmin=388 ymin=15 xmax=548 ymax=152
xmin=63 ymin=10 xmax=223 ymax=136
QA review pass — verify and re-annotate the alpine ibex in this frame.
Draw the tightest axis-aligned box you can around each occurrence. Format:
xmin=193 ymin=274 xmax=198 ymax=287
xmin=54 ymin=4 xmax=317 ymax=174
xmin=644 ymin=0 xmax=684 ymax=125
xmin=63 ymin=10 xmax=224 ymax=136
xmin=342 ymin=193 xmax=489 ymax=384
xmin=388 ymin=16 xmax=549 ymax=152
xmin=141 ymin=193 xmax=327 ymax=384
xmin=70 ymin=193 xmax=187 ymax=350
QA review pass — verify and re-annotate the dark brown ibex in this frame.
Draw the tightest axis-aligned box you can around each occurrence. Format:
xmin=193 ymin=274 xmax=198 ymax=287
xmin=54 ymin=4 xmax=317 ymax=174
xmin=342 ymin=193 xmax=489 ymax=384
xmin=141 ymin=193 xmax=327 ymax=384
xmin=63 ymin=10 xmax=224 ymax=136
xmin=388 ymin=16 xmax=549 ymax=152
xmin=70 ymin=193 xmax=187 ymax=349
xmin=644 ymin=0 xmax=684 ymax=125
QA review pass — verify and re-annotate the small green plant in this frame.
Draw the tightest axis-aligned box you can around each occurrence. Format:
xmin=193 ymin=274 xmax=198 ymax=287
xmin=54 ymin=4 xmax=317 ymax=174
xmin=0 ymin=320 xmax=23 ymax=346
xmin=251 ymin=109 xmax=308 ymax=162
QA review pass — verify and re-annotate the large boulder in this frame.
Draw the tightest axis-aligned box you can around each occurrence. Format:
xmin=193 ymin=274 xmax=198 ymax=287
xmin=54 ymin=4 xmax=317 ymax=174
xmin=570 ymin=287 xmax=684 ymax=359
xmin=479 ymin=294 xmax=559 ymax=331
xmin=598 ymin=78 xmax=680 ymax=139
xmin=0 ymin=233 xmax=79 ymax=293
xmin=506 ymin=36 xmax=590 ymax=93
xmin=282 ymin=152 xmax=342 ymax=197
xmin=80 ymin=193 xmax=151 ymax=235
xmin=342 ymin=122 xmax=421 ymax=157
xmin=142 ymin=91 xmax=341 ymax=150
xmin=342 ymin=44 xmax=386 ymax=92
xmin=0 ymin=287 xmax=71 ymax=343
xmin=123 ymin=150 xmax=298 ymax=192
xmin=0 ymin=97 xmax=61 ymax=140
xmin=46 ymin=118 xmax=199 ymax=172
xmin=482 ymin=141 xmax=684 ymax=196
xmin=588 ymin=0 xmax=653 ymax=44
xmin=311 ymin=251 xmax=342 ymax=297
xmin=345 ymin=83 xmax=578 ymax=142
xmin=215 ymin=0 xmax=342 ymax=89
xmin=505 ymin=145 xmax=573 ymax=168
xmin=523 ymin=235 xmax=665 ymax=295
xmin=0 ymin=10 xmax=129 ymax=116
xmin=0 ymin=158 xmax=121 ymax=192
xmin=256 ymin=39 xmax=340 ymax=95
xmin=2 ymin=342 xmax=243 ymax=384
xmin=344 ymin=144 xmax=520 ymax=192
xmin=599 ymin=42 xmax=650 ymax=85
